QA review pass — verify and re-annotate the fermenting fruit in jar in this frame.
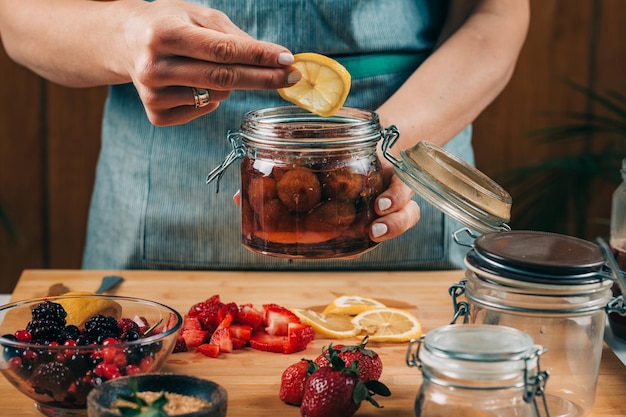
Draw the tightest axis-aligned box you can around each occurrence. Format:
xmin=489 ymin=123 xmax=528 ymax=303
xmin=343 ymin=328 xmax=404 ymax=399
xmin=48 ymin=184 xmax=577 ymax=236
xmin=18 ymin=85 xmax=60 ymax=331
xmin=240 ymin=154 xmax=383 ymax=258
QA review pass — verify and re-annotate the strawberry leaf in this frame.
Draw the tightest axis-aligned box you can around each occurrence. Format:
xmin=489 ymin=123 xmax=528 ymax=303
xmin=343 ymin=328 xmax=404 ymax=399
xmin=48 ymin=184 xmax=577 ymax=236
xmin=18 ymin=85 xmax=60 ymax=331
xmin=365 ymin=379 xmax=391 ymax=396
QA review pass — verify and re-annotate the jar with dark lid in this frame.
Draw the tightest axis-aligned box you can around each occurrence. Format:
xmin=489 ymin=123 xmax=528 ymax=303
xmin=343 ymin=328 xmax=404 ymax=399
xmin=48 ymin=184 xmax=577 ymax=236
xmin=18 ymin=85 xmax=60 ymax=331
xmin=406 ymin=324 xmax=550 ymax=417
xmin=448 ymin=229 xmax=624 ymax=417
xmin=207 ymin=106 xmax=392 ymax=259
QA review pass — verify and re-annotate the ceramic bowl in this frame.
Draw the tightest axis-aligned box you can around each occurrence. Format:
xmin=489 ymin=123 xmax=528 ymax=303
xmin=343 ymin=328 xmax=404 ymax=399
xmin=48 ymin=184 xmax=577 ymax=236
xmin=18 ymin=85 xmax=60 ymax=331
xmin=0 ymin=294 xmax=183 ymax=416
xmin=86 ymin=373 xmax=227 ymax=417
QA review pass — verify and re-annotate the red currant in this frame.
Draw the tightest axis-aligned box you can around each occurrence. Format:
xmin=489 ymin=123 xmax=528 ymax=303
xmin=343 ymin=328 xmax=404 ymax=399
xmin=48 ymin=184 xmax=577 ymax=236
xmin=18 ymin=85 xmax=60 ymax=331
xmin=14 ymin=329 xmax=31 ymax=343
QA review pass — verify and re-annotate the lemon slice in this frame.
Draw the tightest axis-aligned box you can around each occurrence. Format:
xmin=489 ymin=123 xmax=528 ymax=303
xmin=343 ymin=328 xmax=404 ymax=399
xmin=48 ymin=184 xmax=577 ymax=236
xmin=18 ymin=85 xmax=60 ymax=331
xmin=291 ymin=308 xmax=360 ymax=338
xmin=278 ymin=52 xmax=351 ymax=117
xmin=322 ymin=295 xmax=387 ymax=316
xmin=56 ymin=292 xmax=122 ymax=327
xmin=351 ymin=308 xmax=422 ymax=342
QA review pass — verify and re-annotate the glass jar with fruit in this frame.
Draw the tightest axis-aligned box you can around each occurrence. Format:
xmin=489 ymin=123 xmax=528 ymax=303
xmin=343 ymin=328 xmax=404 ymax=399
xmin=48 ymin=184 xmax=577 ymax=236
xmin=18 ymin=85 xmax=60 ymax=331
xmin=406 ymin=324 xmax=550 ymax=417
xmin=208 ymin=106 xmax=391 ymax=259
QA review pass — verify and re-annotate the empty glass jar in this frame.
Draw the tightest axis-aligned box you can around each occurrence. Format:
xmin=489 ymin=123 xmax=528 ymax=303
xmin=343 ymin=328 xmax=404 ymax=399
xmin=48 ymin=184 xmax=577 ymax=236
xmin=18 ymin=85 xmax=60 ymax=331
xmin=406 ymin=324 xmax=550 ymax=417
xmin=449 ymin=229 xmax=622 ymax=417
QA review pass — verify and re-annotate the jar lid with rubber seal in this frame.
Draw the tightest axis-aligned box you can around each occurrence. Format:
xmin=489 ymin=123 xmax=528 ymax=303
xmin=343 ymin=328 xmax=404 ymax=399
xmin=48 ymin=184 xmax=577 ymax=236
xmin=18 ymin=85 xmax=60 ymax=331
xmin=382 ymin=135 xmax=512 ymax=234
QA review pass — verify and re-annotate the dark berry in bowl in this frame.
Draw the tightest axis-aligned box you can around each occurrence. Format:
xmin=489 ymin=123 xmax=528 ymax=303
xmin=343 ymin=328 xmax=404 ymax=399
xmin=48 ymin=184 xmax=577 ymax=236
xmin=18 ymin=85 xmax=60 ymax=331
xmin=0 ymin=294 xmax=182 ymax=416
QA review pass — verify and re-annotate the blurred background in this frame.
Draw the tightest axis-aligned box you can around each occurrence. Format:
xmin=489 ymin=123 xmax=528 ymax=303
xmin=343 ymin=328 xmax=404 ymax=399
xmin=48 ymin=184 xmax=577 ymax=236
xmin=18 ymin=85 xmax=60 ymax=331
xmin=1 ymin=0 xmax=625 ymax=293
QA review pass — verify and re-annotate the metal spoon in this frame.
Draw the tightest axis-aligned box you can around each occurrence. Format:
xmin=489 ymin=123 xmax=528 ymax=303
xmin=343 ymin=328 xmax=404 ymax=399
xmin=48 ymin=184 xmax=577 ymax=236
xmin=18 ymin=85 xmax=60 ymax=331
xmin=597 ymin=237 xmax=626 ymax=295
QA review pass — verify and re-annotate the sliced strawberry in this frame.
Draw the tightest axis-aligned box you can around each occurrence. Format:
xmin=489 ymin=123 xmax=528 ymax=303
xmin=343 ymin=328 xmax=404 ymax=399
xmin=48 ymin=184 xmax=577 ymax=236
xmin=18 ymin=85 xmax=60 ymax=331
xmin=263 ymin=303 xmax=301 ymax=336
xmin=163 ymin=312 xmax=181 ymax=332
xmin=210 ymin=327 xmax=233 ymax=353
xmin=173 ymin=336 xmax=187 ymax=353
xmin=236 ymin=304 xmax=264 ymax=329
xmin=195 ymin=343 xmax=220 ymax=358
xmin=181 ymin=329 xmax=208 ymax=348
xmin=249 ymin=329 xmax=287 ymax=353
xmin=284 ymin=322 xmax=315 ymax=354
xmin=229 ymin=324 xmax=253 ymax=341
xmin=231 ymin=337 xmax=249 ymax=350
xmin=218 ymin=302 xmax=239 ymax=323
xmin=216 ymin=312 xmax=234 ymax=330
xmin=133 ymin=316 xmax=150 ymax=334
xmin=196 ymin=307 xmax=223 ymax=333
xmin=181 ymin=316 xmax=202 ymax=331
xmin=188 ymin=294 xmax=221 ymax=318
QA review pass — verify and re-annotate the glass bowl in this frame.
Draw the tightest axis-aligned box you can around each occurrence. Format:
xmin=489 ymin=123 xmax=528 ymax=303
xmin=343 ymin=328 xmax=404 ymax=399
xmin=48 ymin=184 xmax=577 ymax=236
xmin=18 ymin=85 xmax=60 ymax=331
xmin=0 ymin=294 xmax=183 ymax=416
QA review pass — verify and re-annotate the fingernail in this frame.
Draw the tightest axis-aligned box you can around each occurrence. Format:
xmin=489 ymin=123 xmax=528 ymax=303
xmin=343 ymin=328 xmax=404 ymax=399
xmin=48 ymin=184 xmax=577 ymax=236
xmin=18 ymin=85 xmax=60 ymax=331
xmin=372 ymin=223 xmax=388 ymax=238
xmin=278 ymin=52 xmax=294 ymax=65
xmin=378 ymin=197 xmax=392 ymax=211
xmin=287 ymin=70 xmax=301 ymax=84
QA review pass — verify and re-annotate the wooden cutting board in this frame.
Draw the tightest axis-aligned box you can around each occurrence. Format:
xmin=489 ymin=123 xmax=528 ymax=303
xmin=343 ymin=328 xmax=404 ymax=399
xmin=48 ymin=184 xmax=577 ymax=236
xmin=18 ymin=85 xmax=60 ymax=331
xmin=1 ymin=269 xmax=624 ymax=417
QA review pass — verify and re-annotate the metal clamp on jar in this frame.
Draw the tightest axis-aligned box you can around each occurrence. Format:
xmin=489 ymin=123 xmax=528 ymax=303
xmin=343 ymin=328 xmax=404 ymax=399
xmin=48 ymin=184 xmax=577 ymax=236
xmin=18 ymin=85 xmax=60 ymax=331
xmin=448 ymin=229 xmax=626 ymax=417
xmin=406 ymin=324 xmax=550 ymax=417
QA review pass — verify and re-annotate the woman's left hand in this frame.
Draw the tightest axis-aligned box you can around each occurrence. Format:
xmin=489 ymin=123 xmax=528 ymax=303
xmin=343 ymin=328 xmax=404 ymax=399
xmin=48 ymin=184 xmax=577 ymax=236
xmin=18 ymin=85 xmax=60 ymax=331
xmin=368 ymin=169 xmax=420 ymax=242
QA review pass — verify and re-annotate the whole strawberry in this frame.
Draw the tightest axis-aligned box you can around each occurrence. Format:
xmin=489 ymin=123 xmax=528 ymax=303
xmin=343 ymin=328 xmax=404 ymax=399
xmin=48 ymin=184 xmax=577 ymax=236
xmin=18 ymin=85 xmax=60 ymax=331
xmin=314 ymin=336 xmax=382 ymax=382
xmin=301 ymin=344 xmax=390 ymax=417
xmin=279 ymin=359 xmax=318 ymax=406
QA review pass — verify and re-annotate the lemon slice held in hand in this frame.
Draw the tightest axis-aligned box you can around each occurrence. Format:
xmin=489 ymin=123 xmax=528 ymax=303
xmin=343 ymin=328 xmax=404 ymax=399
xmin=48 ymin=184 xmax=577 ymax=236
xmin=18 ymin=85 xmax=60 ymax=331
xmin=278 ymin=52 xmax=351 ymax=117
xmin=56 ymin=292 xmax=122 ymax=327
xmin=322 ymin=295 xmax=387 ymax=316
xmin=291 ymin=308 xmax=360 ymax=338
xmin=351 ymin=307 xmax=422 ymax=343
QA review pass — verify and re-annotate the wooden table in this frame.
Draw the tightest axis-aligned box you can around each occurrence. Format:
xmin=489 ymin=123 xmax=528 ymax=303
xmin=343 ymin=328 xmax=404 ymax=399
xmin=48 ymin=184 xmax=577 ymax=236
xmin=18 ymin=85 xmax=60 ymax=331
xmin=1 ymin=270 xmax=624 ymax=416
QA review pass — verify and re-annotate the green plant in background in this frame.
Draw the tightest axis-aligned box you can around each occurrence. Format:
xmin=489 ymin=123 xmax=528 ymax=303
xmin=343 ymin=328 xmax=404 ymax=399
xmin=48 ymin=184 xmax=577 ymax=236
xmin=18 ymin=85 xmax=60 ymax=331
xmin=499 ymin=79 xmax=626 ymax=239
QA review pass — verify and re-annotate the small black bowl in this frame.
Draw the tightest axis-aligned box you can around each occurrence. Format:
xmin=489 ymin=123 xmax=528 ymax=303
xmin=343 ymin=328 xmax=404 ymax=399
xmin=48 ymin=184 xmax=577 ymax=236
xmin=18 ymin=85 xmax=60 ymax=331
xmin=87 ymin=373 xmax=227 ymax=417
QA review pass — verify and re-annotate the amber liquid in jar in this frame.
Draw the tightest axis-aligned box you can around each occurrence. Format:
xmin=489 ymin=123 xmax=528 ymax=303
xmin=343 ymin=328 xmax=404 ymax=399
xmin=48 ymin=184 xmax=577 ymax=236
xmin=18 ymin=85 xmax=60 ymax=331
xmin=241 ymin=153 xmax=383 ymax=258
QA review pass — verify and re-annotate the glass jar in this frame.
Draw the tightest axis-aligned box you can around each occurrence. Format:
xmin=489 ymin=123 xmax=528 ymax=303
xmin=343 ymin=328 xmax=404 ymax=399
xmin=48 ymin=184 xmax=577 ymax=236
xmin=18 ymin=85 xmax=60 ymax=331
xmin=207 ymin=106 xmax=393 ymax=259
xmin=608 ymin=158 xmax=626 ymax=339
xmin=449 ymin=229 xmax=622 ymax=417
xmin=406 ymin=324 xmax=550 ymax=417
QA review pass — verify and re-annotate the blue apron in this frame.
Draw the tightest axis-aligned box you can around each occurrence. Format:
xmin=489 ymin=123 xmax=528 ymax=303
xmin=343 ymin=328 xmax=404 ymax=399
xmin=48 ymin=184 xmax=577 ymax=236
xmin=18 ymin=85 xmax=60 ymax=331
xmin=83 ymin=0 xmax=473 ymax=270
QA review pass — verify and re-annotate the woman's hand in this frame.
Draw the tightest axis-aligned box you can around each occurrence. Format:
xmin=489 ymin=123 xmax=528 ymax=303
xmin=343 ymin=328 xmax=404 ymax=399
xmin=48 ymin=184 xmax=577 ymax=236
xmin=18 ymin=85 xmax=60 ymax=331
xmin=0 ymin=0 xmax=300 ymax=126
xmin=369 ymin=166 xmax=420 ymax=242
xmin=122 ymin=0 xmax=300 ymax=126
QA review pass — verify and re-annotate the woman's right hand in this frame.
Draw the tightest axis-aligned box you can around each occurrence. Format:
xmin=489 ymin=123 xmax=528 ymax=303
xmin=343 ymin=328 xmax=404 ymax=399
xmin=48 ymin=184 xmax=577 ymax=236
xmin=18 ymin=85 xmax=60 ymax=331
xmin=121 ymin=0 xmax=299 ymax=126
xmin=0 ymin=0 xmax=299 ymax=126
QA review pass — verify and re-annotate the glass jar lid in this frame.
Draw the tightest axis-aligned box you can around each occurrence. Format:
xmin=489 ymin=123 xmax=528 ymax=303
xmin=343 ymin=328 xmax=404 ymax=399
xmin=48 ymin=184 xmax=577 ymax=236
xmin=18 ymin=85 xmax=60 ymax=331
xmin=423 ymin=324 xmax=535 ymax=363
xmin=414 ymin=324 xmax=542 ymax=384
xmin=471 ymin=230 xmax=607 ymax=284
xmin=382 ymin=139 xmax=512 ymax=234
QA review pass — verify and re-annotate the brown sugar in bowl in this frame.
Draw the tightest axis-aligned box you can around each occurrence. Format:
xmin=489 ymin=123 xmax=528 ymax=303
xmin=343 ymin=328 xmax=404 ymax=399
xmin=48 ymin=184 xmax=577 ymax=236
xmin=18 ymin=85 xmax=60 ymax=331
xmin=87 ymin=373 xmax=227 ymax=417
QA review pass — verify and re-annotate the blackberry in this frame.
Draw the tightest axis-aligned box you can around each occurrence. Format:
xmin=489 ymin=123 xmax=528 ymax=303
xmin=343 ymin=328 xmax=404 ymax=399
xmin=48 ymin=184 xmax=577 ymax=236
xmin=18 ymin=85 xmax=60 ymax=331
xmin=26 ymin=318 xmax=67 ymax=344
xmin=26 ymin=301 xmax=67 ymax=344
xmin=31 ymin=301 xmax=67 ymax=321
xmin=31 ymin=361 xmax=73 ymax=401
xmin=63 ymin=324 xmax=81 ymax=341
xmin=84 ymin=315 xmax=121 ymax=342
